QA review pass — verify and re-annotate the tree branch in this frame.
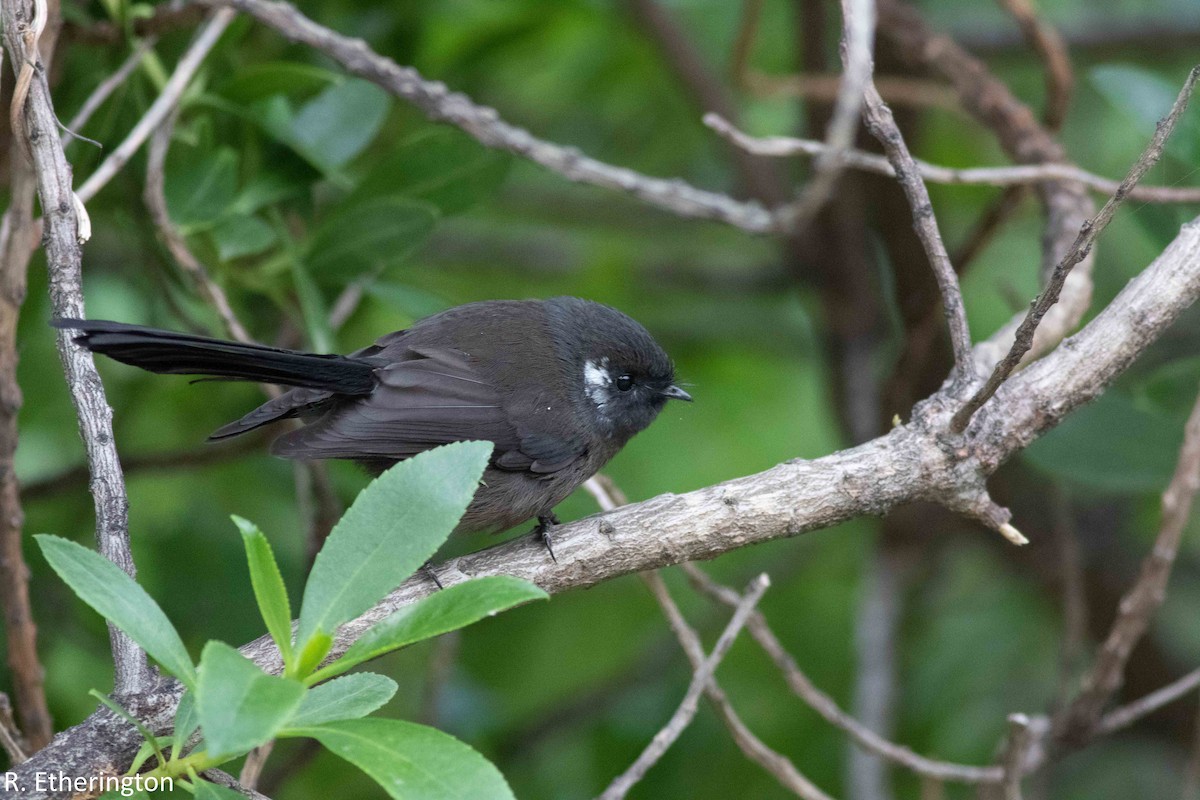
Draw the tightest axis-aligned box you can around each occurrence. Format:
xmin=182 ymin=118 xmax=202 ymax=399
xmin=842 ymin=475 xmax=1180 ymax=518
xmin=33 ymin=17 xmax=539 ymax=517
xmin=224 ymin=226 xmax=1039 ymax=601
xmin=951 ymin=65 xmax=1200 ymax=433
xmin=705 ymin=114 xmax=1200 ymax=204
xmin=597 ymin=574 xmax=770 ymax=800
xmin=1 ymin=0 xmax=152 ymax=696
xmin=1056 ymin=379 xmax=1200 ymax=740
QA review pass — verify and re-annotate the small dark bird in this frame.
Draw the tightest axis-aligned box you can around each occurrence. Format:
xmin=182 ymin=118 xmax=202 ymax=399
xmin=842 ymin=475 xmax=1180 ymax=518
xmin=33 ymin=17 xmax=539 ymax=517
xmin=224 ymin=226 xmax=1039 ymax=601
xmin=53 ymin=297 xmax=690 ymax=556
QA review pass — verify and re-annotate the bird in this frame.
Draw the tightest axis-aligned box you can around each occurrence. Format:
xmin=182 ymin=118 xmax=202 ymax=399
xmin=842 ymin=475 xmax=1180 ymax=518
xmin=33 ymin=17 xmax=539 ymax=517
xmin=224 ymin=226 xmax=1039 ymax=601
xmin=52 ymin=297 xmax=691 ymax=559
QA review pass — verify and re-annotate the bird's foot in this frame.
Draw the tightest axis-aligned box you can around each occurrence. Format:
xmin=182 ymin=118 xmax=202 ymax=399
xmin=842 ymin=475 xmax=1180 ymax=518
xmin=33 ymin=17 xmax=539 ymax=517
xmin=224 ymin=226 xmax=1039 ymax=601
xmin=420 ymin=560 xmax=444 ymax=590
xmin=533 ymin=513 xmax=561 ymax=563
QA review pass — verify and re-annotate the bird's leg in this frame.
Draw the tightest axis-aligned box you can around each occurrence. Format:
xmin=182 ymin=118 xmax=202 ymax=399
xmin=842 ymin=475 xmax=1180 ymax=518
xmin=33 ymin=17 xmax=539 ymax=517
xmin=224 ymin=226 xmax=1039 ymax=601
xmin=533 ymin=512 xmax=561 ymax=563
xmin=420 ymin=560 xmax=444 ymax=590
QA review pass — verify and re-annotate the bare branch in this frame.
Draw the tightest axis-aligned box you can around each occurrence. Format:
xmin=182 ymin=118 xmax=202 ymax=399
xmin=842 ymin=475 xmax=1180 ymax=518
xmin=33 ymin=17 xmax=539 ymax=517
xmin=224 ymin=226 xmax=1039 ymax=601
xmin=144 ymin=108 xmax=252 ymax=344
xmin=952 ymin=65 xmax=1200 ymax=433
xmin=0 ymin=693 xmax=28 ymax=764
xmin=1000 ymin=714 xmax=1036 ymax=800
xmin=772 ymin=0 xmax=876 ymax=230
xmin=682 ymin=563 xmax=1005 ymax=784
xmin=996 ymin=0 xmax=1074 ymax=131
xmin=878 ymin=0 xmax=1097 ymax=375
xmin=859 ymin=81 xmax=975 ymax=376
xmin=1057 ymin=377 xmax=1200 ymax=740
xmin=585 ymin=476 xmax=833 ymax=799
xmin=0 ymin=40 xmax=53 ymax=749
xmin=1096 ymin=667 xmax=1200 ymax=736
xmin=2 ymin=0 xmax=152 ymax=695
xmin=643 ymin=572 xmax=833 ymax=800
xmin=706 ymin=114 xmax=1200 ymax=204
xmin=75 ymin=9 xmax=234 ymax=204
xmin=203 ymin=768 xmax=274 ymax=800
xmin=742 ymin=71 xmax=965 ymax=115
xmin=597 ymin=574 xmax=770 ymax=800
xmin=62 ymin=37 xmax=157 ymax=147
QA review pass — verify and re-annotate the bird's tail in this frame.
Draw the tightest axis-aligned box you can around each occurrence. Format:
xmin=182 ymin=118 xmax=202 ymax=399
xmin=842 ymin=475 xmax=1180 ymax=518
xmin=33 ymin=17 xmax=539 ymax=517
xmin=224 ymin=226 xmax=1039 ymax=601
xmin=52 ymin=319 xmax=378 ymax=395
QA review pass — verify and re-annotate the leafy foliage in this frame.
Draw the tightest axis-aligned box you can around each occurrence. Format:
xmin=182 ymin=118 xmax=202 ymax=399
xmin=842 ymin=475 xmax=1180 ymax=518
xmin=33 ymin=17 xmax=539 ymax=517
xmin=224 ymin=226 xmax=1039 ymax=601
xmin=39 ymin=443 xmax=546 ymax=797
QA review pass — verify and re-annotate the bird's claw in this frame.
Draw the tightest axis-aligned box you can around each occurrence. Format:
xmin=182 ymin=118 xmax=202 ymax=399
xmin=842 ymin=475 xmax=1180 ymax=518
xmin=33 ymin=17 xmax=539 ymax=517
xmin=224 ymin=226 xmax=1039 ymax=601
xmin=533 ymin=513 xmax=561 ymax=563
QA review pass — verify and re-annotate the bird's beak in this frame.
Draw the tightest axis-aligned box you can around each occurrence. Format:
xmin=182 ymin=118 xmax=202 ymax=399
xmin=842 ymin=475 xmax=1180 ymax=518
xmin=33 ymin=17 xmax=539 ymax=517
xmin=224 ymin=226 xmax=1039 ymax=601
xmin=661 ymin=385 xmax=693 ymax=402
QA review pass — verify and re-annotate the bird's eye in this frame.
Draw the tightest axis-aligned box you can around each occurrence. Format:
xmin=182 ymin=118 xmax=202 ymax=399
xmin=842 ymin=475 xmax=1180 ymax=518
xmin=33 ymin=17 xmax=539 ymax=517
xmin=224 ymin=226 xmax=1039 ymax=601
xmin=615 ymin=374 xmax=634 ymax=391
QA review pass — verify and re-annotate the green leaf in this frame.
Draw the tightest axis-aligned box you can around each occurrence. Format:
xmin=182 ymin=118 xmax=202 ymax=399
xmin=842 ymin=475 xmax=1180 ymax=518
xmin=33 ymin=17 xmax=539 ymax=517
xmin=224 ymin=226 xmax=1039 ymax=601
xmin=1090 ymin=65 xmax=1200 ymax=163
xmin=285 ymin=673 xmax=397 ymax=728
xmin=234 ymin=516 xmax=294 ymax=668
xmin=353 ymin=128 xmax=511 ymax=215
xmin=312 ymin=577 xmax=546 ymax=683
xmin=291 ymin=80 xmax=390 ymax=170
xmin=362 ymin=282 xmax=450 ymax=324
xmin=218 ymin=62 xmax=340 ymax=105
xmin=290 ymin=718 xmax=516 ymax=800
xmin=194 ymin=780 xmax=249 ymax=800
xmin=165 ymin=147 xmax=239 ymax=228
xmin=1023 ymin=391 xmax=1184 ymax=492
xmin=290 ymin=256 xmax=335 ymax=353
xmin=295 ymin=441 xmax=491 ymax=651
xmin=212 ymin=216 xmax=276 ymax=261
xmin=172 ymin=689 xmax=200 ymax=758
xmin=35 ymin=535 xmax=197 ymax=689
xmin=196 ymin=641 xmax=306 ymax=758
xmin=305 ymin=196 xmax=437 ymax=282
xmin=294 ymin=629 xmax=333 ymax=678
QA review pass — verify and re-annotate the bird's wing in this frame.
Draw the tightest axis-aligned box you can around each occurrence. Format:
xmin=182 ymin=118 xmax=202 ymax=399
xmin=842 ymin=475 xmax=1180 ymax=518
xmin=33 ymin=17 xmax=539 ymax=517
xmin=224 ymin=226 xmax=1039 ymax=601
xmin=269 ymin=347 xmax=586 ymax=475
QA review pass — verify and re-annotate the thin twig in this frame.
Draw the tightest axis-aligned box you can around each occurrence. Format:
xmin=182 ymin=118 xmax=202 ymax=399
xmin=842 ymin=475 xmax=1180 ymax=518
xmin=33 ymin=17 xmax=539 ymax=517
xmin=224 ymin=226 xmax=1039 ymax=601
xmin=743 ymin=71 xmax=965 ymax=115
xmin=585 ymin=477 xmax=832 ymax=799
xmin=0 ymin=692 xmax=28 ymax=764
xmin=144 ymin=108 xmax=251 ymax=344
xmin=597 ymin=574 xmax=770 ymax=800
xmin=951 ymin=65 xmax=1200 ymax=433
xmin=203 ymin=768 xmax=273 ymax=800
xmin=681 ymin=563 xmax=1006 ymax=784
xmin=1095 ymin=667 xmax=1200 ymax=736
xmin=1058 ymin=381 xmax=1200 ymax=739
xmin=996 ymin=0 xmax=1074 ymax=131
xmin=858 ymin=81 xmax=974 ymax=376
xmin=1185 ymin=691 xmax=1200 ymax=800
xmin=2 ymin=0 xmax=152 ymax=695
xmin=772 ymin=0 xmax=876 ymax=230
xmin=1000 ymin=714 xmax=1035 ymax=800
xmin=642 ymin=572 xmax=833 ymax=800
xmin=62 ymin=37 xmax=157 ymax=147
xmin=706 ymin=114 xmax=1200 ymax=204
xmin=75 ymin=8 xmax=234 ymax=204
xmin=238 ymin=741 xmax=273 ymax=792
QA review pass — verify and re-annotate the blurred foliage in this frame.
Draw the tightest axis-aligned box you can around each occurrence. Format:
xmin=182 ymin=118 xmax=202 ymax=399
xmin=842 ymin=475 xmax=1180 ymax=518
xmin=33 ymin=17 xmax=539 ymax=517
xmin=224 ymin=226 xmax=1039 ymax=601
xmin=5 ymin=0 xmax=1200 ymax=798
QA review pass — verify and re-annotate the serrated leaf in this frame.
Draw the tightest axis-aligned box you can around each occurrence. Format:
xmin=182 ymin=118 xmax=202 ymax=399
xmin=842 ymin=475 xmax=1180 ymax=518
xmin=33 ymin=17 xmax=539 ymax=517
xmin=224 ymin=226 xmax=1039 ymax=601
xmin=285 ymin=673 xmax=397 ymax=728
xmin=311 ymin=577 xmax=546 ymax=683
xmin=196 ymin=641 xmax=306 ymax=758
xmin=290 ymin=718 xmax=516 ymax=800
xmin=306 ymin=196 xmax=437 ymax=282
xmin=35 ymin=535 xmax=197 ymax=689
xmin=295 ymin=441 xmax=491 ymax=651
xmin=234 ymin=516 xmax=294 ymax=668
